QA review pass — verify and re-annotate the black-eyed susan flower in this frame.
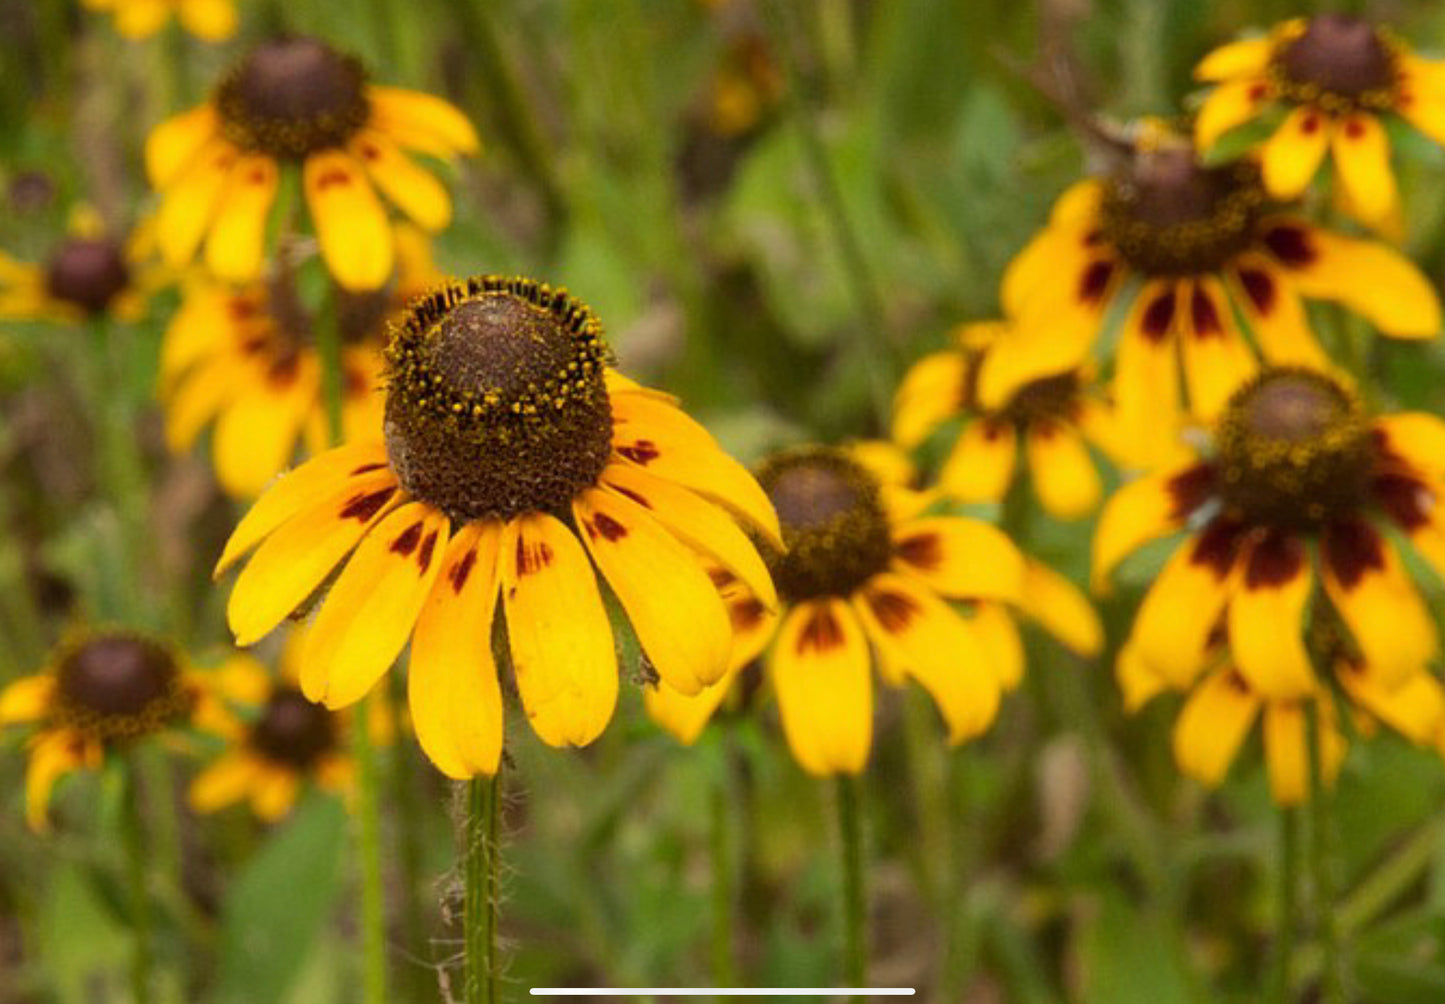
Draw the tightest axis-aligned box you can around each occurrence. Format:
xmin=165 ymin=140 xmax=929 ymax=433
xmin=644 ymin=443 xmax=1103 ymax=768
xmin=146 ymin=35 xmax=479 ymax=291
xmin=82 ymin=0 xmax=236 ymax=41
xmin=0 ymin=212 xmax=160 ymax=323
xmin=1194 ymin=15 xmax=1445 ymax=231
xmin=160 ymin=226 xmax=437 ymax=496
xmin=983 ymin=129 xmax=1441 ymax=468
xmin=1097 ymin=366 xmax=1445 ymax=800
xmin=892 ymin=321 xmax=1120 ymax=520
xmin=189 ymin=632 xmax=372 ymax=821
xmin=0 ymin=630 xmax=221 ymax=830
xmin=214 ymin=275 xmax=781 ymax=779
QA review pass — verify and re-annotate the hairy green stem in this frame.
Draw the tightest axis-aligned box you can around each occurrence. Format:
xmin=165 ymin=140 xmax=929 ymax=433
xmin=465 ymin=771 xmax=501 ymax=1004
xmin=1273 ymin=807 xmax=1300 ymax=1004
xmin=353 ymin=699 xmax=389 ymax=1004
xmin=836 ymin=774 xmax=867 ymax=989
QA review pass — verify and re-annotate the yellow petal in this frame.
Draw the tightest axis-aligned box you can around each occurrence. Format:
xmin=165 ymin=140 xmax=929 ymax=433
xmin=1092 ymin=460 xmax=1212 ymax=589
xmin=971 ymin=603 xmax=1024 ymax=691
xmin=845 ymin=440 xmax=914 ymax=489
xmin=1117 ymin=642 xmax=1169 ymax=712
xmin=145 ymin=104 xmax=219 ymax=187
xmin=1224 ymin=256 xmax=1327 ymax=368
xmin=1398 ymin=56 xmax=1445 ymax=146
xmin=252 ymin=765 xmax=301 ymax=822
xmin=226 ymin=475 xmax=401 ymax=646
xmin=1172 ymin=669 xmax=1259 ymax=788
xmin=158 ymin=139 xmax=238 ymax=268
xmin=1025 ymin=420 xmax=1100 ymax=519
xmin=367 ymin=85 xmax=481 ymax=156
xmin=165 ymin=356 xmax=235 ymax=453
xmin=0 ymin=675 xmax=54 ymax=724
xmin=302 ymin=503 xmax=449 ymax=708
xmin=1377 ymin=413 xmax=1445 ymax=483
xmin=891 ymin=350 xmax=965 ymax=448
xmin=303 ymin=150 xmax=394 ymax=292
xmin=1019 ymin=558 xmax=1102 ymax=658
xmin=189 ymin=750 xmax=261 ymax=813
xmin=160 ymin=281 xmax=231 ymax=385
xmin=938 ymin=419 xmax=1016 ymax=504
xmin=215 ymin=442 xmax=392 ymax=575
xmin=25 ymin=732 xmax=86 ymax=832
xmin=1131 ymin=522 xmax=1239 ymax=689
xmin=1195 ymin=78 xmax=1270 ymax=150
xmin=1263 ymin=699 xmax=1344 ymax=807
xmin=770 ymin=600 xmax=872 ymax=775
xmin=213 ymin=363 xmax=317 ymax=498
xmin=604 ymin=369 xmax=680 ymax=405
xmin=1179 ymin=276 xmax=1256 ymax=422
xmin=1261 ymin=107 xmax=1331 ymax=199
xmin=574 ymin=488 xmax=732 ymax=696
xmin=1227 ymin=532 xmax=1316 ymax=699
xmin=1339 ymin=659 xmax=1445 ymax=744
xmin=351 ymin=130 xmax=453 ymax=231
xmin=409 ymin=522 xmax=505 ymax=778
xmin=644 ymin=673 xmax=737 ymax=746
xmin=1331 ymin=113 xmax=1397 ymax=227
xmin=1194 ymin=37 xmax=1272 ymax=82
xmin=177 ymin=0 xmax=236 ymax=40
xmin=1113 ymin=281 xmax=1184 ymax=469
xmin=1321 ymin=521 xmax=1435 ymax=689
xmin=609 ymin=391 xmax=781 ymax=549
xmin=890 ymin=515 xmax=1024 ymax=602
xmin=205 ymin=155 xmax=279 ymax=282
xmin=500 ymin=514 xmax=617 ymax=748
xmin=853 ymin=574 xmax=1000 ymax=744
xmin=114 ymin=0 xmax=169 ymax=36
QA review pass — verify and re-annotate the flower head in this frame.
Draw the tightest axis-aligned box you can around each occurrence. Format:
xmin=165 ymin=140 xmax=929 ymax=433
xmin=146 ymin=36 xmax=479 ymax=291
xmin=985 ymin=130 xmax=1441 ymax=466
xmin=1194 ymin=15 xmax=1445 ymax=230
xmin=1097 ymin=366 xmax=1445 ymax=802
xmin=82 ymin=0 xmax=237 ymax=41
xmin=645 ymin=443 xmax=1102 ymax=771
xmin=215 ymin=275 xmax=781 ymax=778
xmin=0 ymin=213 xmax=159 ymax=324
xmin=892 ymin=321 xmax=1119 ymax=519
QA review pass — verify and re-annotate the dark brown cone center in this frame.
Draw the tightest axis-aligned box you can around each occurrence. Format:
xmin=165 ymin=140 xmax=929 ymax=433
xmin=1239 ymin=374 xmax=1343 ymax=443
xmin=1278 ymin=15 xmax=1395 ymax=98
xmin=45 ymin=239 xmax=130 ymax=314
xmin=250 ymin=687 xmax=335 ymax=768
xmin=424 ymin=297 xmax=575 ymax=396
xmin=58 ymin=636 xmax=175 ymax=718
xmin=231 ymin=37 xmax=363 ymax=125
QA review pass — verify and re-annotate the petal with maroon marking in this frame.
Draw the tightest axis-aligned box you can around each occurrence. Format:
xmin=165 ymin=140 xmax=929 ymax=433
xmin=205 ymin=154 xmax=279 ymax=282
xmin=770 ymin=600 xmax=872 ymax=775
xmin=938 ymin=419 xmax=1016 ymax=504
xmin=1092 ymin=460 xmax=1214 ymax=588
xmin=1130 ymin=519 xmax=1241 ymax=688
xmin=1113 ymin=281 xmax=1185 ymax=468
xmin=1331 ymin=113 xmax=1398 ymax=227
xmin=1261 ymin=107 xmax=1331 ymax=199
xmin=1374 ymin=413 xmax=1445 ymax=484
xmin=890 ymin=515 xmax=1024 ymax=602
xmin=1181 ymin=276 xmax=1256 ymax=422
xmin=1227 ymin=531 xmax=1316 ymax=699
xmin=157 ymin=138 xmax=238 ymax=268
xmin=1225 ymin=255 xmax=1327 ymax=367
xmin=1196 ymin=77 xmax=1271 ymax=149
xmin=302 ymin=149 xmax=394 ymax=292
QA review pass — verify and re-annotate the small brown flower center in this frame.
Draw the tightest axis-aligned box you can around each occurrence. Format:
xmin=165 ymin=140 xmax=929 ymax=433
xmin=53 ymin=633 xmax=191 ymax=743
xmin=45 ymin=239 xmax=130 ymax=314
xmin=216 ymin=37 xmax=370 ymax=159
xmin=997 ymin=371 xmax=1081 ymax=428
xmin=1101 ymin=146 xmax=1264 ymax=276
xmin=249 ymin=687 xmax=336 ymax=769
xmin=757 ymin=448 xmax=892 ymax=602
xmin=384 ymin=276 xmax=614 ymax=522
xmin=1272 ymin=15 xmax=1399 ymax=113
xmin=1215 ymin=367 xmax=1372 ymax=529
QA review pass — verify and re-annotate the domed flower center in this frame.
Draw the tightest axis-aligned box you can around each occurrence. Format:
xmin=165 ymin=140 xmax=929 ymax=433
xmin=1100 ymin=146 xmax=1264 ymax=276
xmin=45 ymin=239 xmax=130 ymax=314
xmin=1272 ymin=15 xmax=1398 ymax=111
xmin=384 ymin=276 xmax=614 ymax=522
xmin=998 ymin=371 xmax=1080 ymax=427
xmin=54 ymin=633 xmax=191 ymax=742
xmin=1215 ymin=367 xmax=1372 ymax=529
xmin=757 ymin=448 xmax=892 ymax=602
xmin=249 ymin=687 xmax=335 ymax=768
xmin=216 ymin=37 xmax=369 ymax=159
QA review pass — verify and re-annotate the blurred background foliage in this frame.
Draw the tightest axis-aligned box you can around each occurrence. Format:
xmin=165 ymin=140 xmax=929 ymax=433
xmin=5 ymin=0 xmax=1445 ymax=1001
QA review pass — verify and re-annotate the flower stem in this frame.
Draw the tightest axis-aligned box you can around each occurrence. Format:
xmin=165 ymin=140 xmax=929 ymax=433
xmin=353 ymin=698 xmax=389 ymax=1004
xmin=1272 ymin=806 xmax=1300 ymax=1004
xmin=710 ymin=764 xmax=736 ymax=987
xmin=835 ymin=774 xmax=867 ymax=989
xmin=122 ymin=759 xmax=154 ymax=1004
xmin=464 ymin=771 xmax=501 ymax=1004
xmin=1306 ymin=703 xmax=1342 ymax=1004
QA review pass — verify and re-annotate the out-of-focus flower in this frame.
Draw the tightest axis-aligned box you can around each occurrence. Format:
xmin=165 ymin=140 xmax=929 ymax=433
xmin=1194 ymin=15 xmax=1445 ymax=232
xmin=0 ymin=210 xmax=164 ymax=324
xmin=146 ymin=36 xmax=478 ymax=291
xmin=645 ymin=443 xmax=1102 ymax=768
xmin=82 ymin=0 xmax=237 ymax=42
xmin=982 ymin=128 xmax=1441 ymax=467
xmin=214 ymin=276 xmax=781 ymax=779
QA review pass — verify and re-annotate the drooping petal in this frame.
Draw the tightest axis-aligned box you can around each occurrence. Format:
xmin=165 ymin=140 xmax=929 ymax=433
xmin=252 ymin=766 xmax=301 ymax=822
xmin=1113 ymin=281 xmax=1184 ymax=469
xmin=302 ymin=150 xmax=394 ymax=292
xmin=25 ymin=731 xmax=87 ymax=832
xmin=1263 ymin=699 xmax=1344 ymax=806
xmin=1180 ymin=276 xmax=1256 ymax=422
xmin=188 ymin=750 xmax=261 ymax=813
xmin=890 ymin=515 xmax=1024 ymax=602
xmin=1195 ymin=78 xmax=1271 ymax=149
xmin=145 ymin=104 xmax=219 ymax=188
xmin=1194 ymin=37 xmax=1272 ymax=81
xmin=226 ymin=475 xmax=402 ymax=646
xmin=0 ymin=675 xmax=54 ymax=724
xmin=845 ymin=441 xmax=914 ymax=489
xmin=1375 ymin=413 xmax=1445 ymax=484
xmin=1338 ymin=659 xmax=1445 ymax=744
xmin=853 ymin=574 xmax=1000 ymax=744
xmin=205 ymin=154 xmax=279 ymax=282
xmin=574 ymin=488 xmax=732 ymax=696
xmin=1117 ymin=642 xmax=1169 ymax=712
xmin=302 ymin=503 xmax=449 ymax=708
xmin=1025 ymin=419 xmax=1100 ymax=519
xmin=351 ymin=130 xmax=452 ymax=231
xmin=970 ymin=603 xmax=1024 ymax=691
xmin=1000 ymin=186 xmax=1102 ymax=315
xmin=938 ymin=420 xmax=1016 ymax=504
xmin=1130 ymin=520 xmax=1241 ymax=689
xmin=1224 ymin=255 xmax=1327 ymax=367
xmin=366 ymin=85 xmax=481 ymax=157
xmin=1321 ymin=520 xmax=1436 ymax=689
xmin=770 ymin=600 xmax=872 ymax=775
xmin=1019 ymin=559 xmax=1102 ymax=658
xmin=609 ymin=391 xmax=781 ymax=548
xmin=157 ymin=139 xmax=238 ymax=268
xmin=891 ymin=350 xmax=966 ymax=448
xmin=1397 ymin=55 xmax=1445 ymax=146
xmin=1261 ymin=107 xmax=1331 ymax=199
xmin=1227 ymin=531 xmax=1316 ymax=699
xmin=1092 ymin=461 xmax=1214 ymax=588
xmin=409 ymin=522 xmax=506 ymax=778
xmin=500 ymin=514 xmax=618 ymax=748
xmin=177 ymin=0 xmax=237 ymax=40
xmin=1172 ymin=669 xmax=1259 ymax=788
xmin=1331 ymin=113 xmax=1398 ymax=227
xmin=213 ymin=361 xmax=318 ymax=497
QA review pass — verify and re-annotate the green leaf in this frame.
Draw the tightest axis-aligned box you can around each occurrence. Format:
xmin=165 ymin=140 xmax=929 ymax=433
xmin=213 ymin=794 xmax=348 ymax=1004
xmin=1355 ymin=913 xmax=1445 ymax=1004
xmin=1076 ymin=892 xmax=1194 ymax=1004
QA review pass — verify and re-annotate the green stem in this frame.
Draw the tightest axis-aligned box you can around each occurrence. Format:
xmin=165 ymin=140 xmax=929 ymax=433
xmin=835 ymin=775 xmax=867 ymax=989
xmin=162 ymin=22 xmax=191 ymax=110
xmin=762 ymin=0 xmax=895 ymax=429
xmin=464 ymin=771 xmax=501 ymax=1004
xmin=1307 ymin=702 xmax=1342 ymax=1004
xmin=122 ymin=760 xmax=154 ymax=1004
xmin=1273 ymin=807 xmax=1300 ymax=1004
xmin=943 ymin=749 xmax=977 ymax=999
xmin=710 ymin=765 xmax=735 ymax=988
xmin=388 ymin=675 xmax=432 ymax=1002
xmin=353 ymin=700 xmax=389 ymax=1004
xmin=94 ymin=317 xmax=149 ymax=619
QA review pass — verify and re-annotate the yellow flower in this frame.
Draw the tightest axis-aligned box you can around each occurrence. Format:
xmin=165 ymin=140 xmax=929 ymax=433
xmin=189 ymin=631 xmax=370 ymax=822
xmin=0 ymin=630 xmax=221 ymax=830
xmin=983 ymin=131 xmax=1441 ymax=468
xmin=892 ymin=321 xmax=1120 ymax=519
xmin=146 ymin=36 xmax=479 ymax=291
xmin=160 ymin=226 xmax=437 ymax=497
xmin=1194 ymin=15 xmax=1445 ymax=231
xmin=1097 ymin=367 xmax=1445 ymax=802
xmin=645 ymin=443 xmax=1102 ymax=770
xmin=215 ymin=276 xmax=781 ymax=779
xmin=82 ymin=0 xmax=237 ymax=41
xmin=0 ymin=213 xmax=160 ymax=324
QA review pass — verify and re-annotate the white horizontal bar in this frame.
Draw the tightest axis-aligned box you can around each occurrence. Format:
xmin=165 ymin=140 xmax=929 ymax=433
xmin=529 ymin=990 xmax=915 ymax=997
